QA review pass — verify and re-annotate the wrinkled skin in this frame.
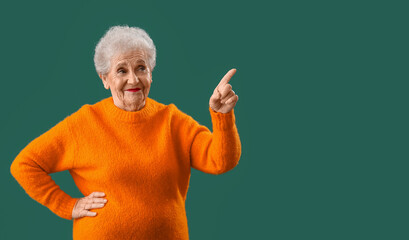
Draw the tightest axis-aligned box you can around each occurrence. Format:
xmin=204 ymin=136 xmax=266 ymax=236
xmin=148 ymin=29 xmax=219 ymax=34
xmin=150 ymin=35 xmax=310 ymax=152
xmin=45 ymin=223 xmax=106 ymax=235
xmin=99 ymin=49 xmax=153 ymax=112
xmin=72 ymin=192 xmax=107 ymax=219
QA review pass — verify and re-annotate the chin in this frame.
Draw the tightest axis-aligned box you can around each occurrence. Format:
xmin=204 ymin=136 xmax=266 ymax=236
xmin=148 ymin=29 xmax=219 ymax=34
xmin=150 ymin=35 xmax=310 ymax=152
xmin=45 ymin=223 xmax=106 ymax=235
xmin=124 ymin=98 xmax=143 ymax=105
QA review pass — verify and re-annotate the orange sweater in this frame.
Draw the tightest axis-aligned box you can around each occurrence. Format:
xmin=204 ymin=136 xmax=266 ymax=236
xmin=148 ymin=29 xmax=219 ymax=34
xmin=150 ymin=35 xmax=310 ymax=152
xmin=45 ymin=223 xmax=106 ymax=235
xmin=10 ymin=96 xmax=241 ymax=240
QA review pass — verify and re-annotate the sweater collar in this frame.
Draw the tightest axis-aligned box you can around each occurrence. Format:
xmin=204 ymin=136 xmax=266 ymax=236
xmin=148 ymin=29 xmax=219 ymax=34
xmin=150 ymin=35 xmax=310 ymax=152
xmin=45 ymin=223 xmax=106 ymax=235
xmin=101 ymin=96 xmax=157 ymax=123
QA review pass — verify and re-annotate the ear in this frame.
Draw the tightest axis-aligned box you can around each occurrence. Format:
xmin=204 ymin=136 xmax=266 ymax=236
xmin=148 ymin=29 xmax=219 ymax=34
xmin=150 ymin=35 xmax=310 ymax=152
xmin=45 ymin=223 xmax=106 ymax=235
xmin=99 ymin=73 xmax=110 ymax=90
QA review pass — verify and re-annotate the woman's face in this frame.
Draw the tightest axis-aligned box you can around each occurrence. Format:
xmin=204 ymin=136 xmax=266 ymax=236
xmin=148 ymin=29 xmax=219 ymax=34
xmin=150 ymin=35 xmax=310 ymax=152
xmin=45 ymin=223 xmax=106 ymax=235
xmin=100 ymin=49 xmax=152 ymax=111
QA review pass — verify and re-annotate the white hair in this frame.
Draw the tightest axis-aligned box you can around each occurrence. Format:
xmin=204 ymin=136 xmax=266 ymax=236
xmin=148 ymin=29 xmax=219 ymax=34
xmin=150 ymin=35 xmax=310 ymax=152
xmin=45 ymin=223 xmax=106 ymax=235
xmin=94 ymin=25 xmax=157 ymax=75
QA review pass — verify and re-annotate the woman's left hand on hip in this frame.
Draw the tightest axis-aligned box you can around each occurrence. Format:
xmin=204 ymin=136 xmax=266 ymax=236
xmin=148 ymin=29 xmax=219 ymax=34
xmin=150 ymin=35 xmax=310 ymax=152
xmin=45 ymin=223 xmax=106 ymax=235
xmin=209 ymin=68 xmax=239 ymax=113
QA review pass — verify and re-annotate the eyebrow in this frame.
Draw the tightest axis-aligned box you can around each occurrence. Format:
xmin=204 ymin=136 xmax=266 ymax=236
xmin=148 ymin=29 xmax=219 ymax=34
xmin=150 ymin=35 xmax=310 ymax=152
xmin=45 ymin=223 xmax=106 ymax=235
xmin=115 ymin=60 xmax=146 ymax=68
xmin=115 ymin=62 xmax=127 ymax=68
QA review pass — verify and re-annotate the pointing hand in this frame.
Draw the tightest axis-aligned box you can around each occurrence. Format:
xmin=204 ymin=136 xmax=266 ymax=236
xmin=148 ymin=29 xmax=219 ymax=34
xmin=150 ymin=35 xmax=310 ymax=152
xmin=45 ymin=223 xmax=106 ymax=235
xmin=209 ymin=68 xmax=239 ymax=113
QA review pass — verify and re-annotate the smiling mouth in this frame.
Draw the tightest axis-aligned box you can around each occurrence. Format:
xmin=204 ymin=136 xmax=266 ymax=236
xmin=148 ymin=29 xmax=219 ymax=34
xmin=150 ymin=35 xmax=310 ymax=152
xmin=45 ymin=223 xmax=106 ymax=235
xmin=126 ymin=88 xmax=141 ymax=92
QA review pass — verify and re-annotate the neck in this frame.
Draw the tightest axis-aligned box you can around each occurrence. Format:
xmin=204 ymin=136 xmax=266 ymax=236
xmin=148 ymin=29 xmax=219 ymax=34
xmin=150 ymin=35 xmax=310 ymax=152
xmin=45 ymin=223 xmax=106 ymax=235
xmin=113 ymin=98 xmax=146 ymax=112
xmin=102 ymin=96 xmax=157 ymax=123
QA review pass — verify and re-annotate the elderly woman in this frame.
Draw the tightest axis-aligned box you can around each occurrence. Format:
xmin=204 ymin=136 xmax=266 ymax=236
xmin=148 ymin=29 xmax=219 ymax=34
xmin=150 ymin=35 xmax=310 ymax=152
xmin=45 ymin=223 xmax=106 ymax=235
xmin=10 ymin=25 xmax=241 ymax=239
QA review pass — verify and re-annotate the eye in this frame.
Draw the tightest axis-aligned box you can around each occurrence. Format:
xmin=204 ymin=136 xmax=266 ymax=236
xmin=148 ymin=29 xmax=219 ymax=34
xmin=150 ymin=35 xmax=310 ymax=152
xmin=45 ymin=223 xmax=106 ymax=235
xmin=137 ymin=66 xmax=146 ymax=71
xmin=117 ymin=68 xmax=126 ymax=74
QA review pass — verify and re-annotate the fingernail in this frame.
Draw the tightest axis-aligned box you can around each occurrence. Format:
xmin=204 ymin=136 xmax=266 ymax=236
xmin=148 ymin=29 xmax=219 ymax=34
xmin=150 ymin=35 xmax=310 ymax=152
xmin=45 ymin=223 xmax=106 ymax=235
xmin=104 ymin=199 xmax=107 ymax=202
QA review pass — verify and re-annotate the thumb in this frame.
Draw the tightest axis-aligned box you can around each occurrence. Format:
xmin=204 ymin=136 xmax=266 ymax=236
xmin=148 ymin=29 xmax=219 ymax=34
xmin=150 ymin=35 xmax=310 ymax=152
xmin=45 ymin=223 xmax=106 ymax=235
xmin=72 ymin=199 xmax=79 ymax=218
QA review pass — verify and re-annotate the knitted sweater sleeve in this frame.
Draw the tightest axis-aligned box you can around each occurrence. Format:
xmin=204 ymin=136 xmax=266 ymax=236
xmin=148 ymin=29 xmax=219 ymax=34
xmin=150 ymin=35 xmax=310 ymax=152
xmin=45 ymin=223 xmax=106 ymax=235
xmin=10 ymin=116 xmax=78 ymax=220
xmin=173 ymin=105 xmax=242 ymax=175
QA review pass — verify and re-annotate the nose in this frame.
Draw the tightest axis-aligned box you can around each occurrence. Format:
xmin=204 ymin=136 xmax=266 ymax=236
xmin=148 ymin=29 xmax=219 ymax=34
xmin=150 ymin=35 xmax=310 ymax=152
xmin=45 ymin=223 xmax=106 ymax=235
xmin=128 ymin=71 xmax=139 ymax=84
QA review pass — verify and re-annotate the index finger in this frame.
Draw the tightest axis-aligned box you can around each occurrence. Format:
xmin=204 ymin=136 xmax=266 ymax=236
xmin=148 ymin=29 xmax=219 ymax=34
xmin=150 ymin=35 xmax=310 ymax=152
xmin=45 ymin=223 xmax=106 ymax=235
xmin=217 ymin=68 xmax=237 ymax=89
xmin=89 ymin=192 xmax=105 ymax=198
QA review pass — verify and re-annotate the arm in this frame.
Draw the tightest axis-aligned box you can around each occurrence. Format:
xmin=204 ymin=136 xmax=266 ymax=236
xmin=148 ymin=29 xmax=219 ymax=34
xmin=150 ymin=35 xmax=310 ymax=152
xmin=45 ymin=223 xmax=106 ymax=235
xmin=10 ymin=116 xmax=78 ymax=220
xmin=189 ymin=68 xmax=241 ymax=174
xmin=189 ymin=106 xmax=242 ymax=175
xmin=171 ymin=68 xmax=241 ymax=174
xmin=190 ymin=69 xmax=241 ymax=174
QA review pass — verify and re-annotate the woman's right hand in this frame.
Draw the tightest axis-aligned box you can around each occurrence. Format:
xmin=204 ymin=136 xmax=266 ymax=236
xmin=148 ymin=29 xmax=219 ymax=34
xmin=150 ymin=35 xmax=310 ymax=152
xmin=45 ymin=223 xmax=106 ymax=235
xmin=72 ymin=192 xmax=107 ymax=219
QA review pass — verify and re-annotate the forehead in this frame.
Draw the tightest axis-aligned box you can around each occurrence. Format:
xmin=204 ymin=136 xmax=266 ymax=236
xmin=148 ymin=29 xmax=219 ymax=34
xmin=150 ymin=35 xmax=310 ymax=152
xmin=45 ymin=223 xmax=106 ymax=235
xmin=112 ymin=49 xmax=148 ymax=67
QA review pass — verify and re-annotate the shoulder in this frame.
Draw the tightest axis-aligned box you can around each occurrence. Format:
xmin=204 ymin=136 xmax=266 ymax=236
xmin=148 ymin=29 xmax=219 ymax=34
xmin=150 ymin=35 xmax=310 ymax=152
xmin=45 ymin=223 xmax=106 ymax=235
xmin=166 ymin=102 xmax=191 ymax=119
xmin=165 ymin=103 xmax=203 ymax=130
xmin=63 ymin=98 xmax=104 ymax=125
xmin=146 ymin=98 xmax=192 ymax=120
xmin=147 ymin=97 xmax=170 ymax=112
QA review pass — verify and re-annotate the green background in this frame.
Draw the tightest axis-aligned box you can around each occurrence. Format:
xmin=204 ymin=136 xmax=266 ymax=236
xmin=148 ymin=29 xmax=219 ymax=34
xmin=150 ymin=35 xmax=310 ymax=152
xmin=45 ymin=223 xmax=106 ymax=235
xmin=1 ymin=0 xmax=408 ymax=239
